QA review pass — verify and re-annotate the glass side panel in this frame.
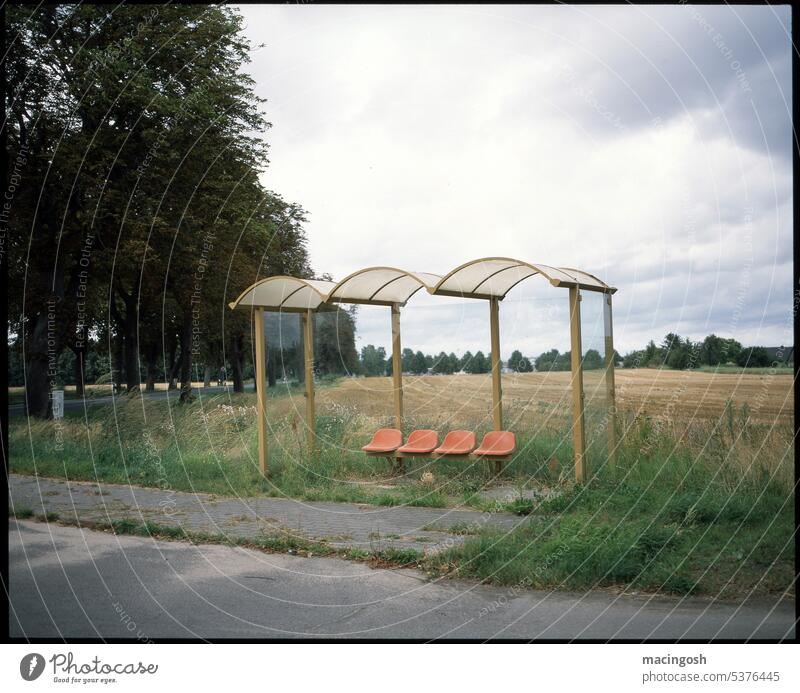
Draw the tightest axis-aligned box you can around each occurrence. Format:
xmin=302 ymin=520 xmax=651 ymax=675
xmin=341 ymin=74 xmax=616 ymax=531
xmin=580 ymin=289 xmax=610 ymax=473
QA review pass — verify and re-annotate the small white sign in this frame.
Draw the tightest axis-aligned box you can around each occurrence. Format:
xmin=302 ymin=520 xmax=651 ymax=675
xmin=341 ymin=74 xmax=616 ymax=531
xmin=52 ymin=390 xmax=65 ymax=419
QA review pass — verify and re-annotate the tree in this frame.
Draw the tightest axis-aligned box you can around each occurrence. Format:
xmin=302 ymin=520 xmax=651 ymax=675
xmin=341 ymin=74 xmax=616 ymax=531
xmin=411 ymin=351 xmax=428 ymax=375
xmin=644 ymin=340 xmax=662 ymax=366
xmin=721 ymin=338 xmax=743 ymax=364
xmin=464 ymin=350 xmax=490 ymax=374
xmin=700 ymin=334 xmax=725 ymax=366
xmin=582 ymin=349 xmax=604 ymax=370
xmin=661 ymin=334 xmax=697 ymax=370
xmin=360 ymin=344 xmax=387 ymax=377
xmin=432 ymin=351 xmax=457 ymax=375
xmin=401 ymin=348 xmax=415 ymax=372
xmin=736 ymin=346 xmax=770 ymax=368
xmin=447 ymin=352 xmax=460 ymax=373
xmin=517 ymin=356 xmax=533 ymax=372
xmin=6 ymin=6 xmax=313 ymax=412
xmin=535 ymin=349 xmax=570 ymax=371
xmin=314 ymin=307 xmax=359 ymax=376
xmin=507 ymin=349 xmax=523 ymax=372
xmin=507 ymin=349 xmax=533 ymax=372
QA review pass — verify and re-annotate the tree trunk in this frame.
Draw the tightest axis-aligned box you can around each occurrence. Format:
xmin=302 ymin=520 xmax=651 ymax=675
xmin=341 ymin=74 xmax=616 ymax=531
xmin=69 ymin=320 xmax=89 ymax=398
xmin=122 ymin=308 xmax=140 ymax=392
xmin=203 ymin=363 xmax=212 ymax=388
xmin=25 ymin=311 xmax=52 ymax=418
xmin=72 ymin=345 xmax=86 ymax=398
xmin=166 ymin=346 xmax=178 ymax=390
xmin=178 ymin=314 xmax=193 ymax=403
xmin=230 ymin=330 xmax=244 ymax=393
xmin=113 ymin=333 xmax=124 ymax=394
xmin=144 ymin=342 xmax=158 ymax=392
xmin=295 ymin=338 xmax=305 ymax=384
xmin=267 ymin=348 xmax=276 ymax=388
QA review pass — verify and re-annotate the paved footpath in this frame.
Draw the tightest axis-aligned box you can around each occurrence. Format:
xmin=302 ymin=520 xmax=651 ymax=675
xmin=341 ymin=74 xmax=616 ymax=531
xmin=10 ymin=519 xmax=795 ymax=639
xmin=9 ymin=474 xmax=523 ymax=554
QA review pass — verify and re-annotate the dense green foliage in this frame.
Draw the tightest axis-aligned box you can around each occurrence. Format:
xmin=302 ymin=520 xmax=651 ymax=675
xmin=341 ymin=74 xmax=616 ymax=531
xmin=534 ymin=348 xmax=603 ymax=371
xmin=6 ymin=5 xmax=357 ymax=411
xmin=360 ymin=346 xmax=495 ymax=376
xmin=507 ymin=349 xmax=533 ymax=372
xmin=620 ymin=333 xmax=784 ymax=370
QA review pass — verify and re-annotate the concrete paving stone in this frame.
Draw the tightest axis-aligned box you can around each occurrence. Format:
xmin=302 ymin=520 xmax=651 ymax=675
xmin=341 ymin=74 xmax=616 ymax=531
xmin=9 ymin=474 xmax=526 ymax=555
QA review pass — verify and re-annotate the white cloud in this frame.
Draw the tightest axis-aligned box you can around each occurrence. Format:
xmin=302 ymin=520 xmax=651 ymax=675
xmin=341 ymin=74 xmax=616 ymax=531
xmin=237 ymin=4 xmax=792 ymax=355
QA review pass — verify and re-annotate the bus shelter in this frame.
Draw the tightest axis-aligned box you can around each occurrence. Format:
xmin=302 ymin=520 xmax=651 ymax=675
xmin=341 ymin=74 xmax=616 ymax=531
xmin=230 ymin=258 xmax=617 ymax=483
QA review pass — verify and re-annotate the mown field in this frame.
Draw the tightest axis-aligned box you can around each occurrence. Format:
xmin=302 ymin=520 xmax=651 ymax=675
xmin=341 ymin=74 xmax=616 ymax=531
xmin=308 ymin=368 xmax=793 ymax=426
xmin=8 ymin=368 xmax=795 ymax=599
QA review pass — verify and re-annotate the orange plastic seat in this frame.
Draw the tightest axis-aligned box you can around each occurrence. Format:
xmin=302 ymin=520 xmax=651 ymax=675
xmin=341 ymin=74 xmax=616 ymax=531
xmin=397 ymin=429 xmax=439 ymax=455
xmin=474 ymin=431 xmax=516 ymax=457
xmin=362 ymin=428 xmax=403 ymax=453
xmin=434 ymin=430 xmax=477 ymax=456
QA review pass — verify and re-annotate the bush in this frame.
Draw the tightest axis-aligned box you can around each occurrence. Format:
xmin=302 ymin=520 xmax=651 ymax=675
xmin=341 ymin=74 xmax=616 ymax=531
xmin=736 ymin=346 xmax=771 ymax=368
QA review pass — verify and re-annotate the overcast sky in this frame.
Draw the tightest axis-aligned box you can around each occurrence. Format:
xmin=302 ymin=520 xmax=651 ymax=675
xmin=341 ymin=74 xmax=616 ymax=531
xmin=236 ymin=4 xmax=792 ymax=357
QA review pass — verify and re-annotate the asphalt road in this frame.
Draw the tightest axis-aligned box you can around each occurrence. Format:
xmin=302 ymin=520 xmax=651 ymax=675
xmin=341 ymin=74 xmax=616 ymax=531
xmin=7 ymin=384 xmax=253 ymax=417
xmin=9 ymin=520 xmax=795 ymax=640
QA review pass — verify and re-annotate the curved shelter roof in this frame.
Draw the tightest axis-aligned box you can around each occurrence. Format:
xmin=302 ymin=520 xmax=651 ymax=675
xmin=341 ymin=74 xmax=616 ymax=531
xmin=229 ymin=276 xmax=337 ymax=312
xmin=432 ymin=257 xmax=616 ymax=298
xmin=230 ymin=258 xmax=614 ymax=311
xmin=327 ymin=267 xmax=441 ymax=306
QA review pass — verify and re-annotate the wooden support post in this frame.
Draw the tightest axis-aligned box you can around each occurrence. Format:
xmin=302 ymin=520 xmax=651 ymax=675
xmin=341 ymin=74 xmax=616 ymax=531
xmin=489 ymin=297 xmax=503 ymax=473
xmin=253 ymin=308 xmax=269 ymax=476
xmin=302 ymin=309 xmax=316 ymax=455
xmin=603 ymin=292 xmax=617 ymax=471
xmin=391 ymin=304 xmax=403 ymax=430
xmin=391 ymin=304 xmax=404 ymax=475
xmin=569 ymin=287 xmax=586 ymax=484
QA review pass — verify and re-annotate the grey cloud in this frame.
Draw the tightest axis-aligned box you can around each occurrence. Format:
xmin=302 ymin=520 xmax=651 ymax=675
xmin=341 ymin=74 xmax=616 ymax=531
xmin=237 ymin=4 xmax=792 ymax=355
xmin=550 ymin=5 xmax=792 ymax=159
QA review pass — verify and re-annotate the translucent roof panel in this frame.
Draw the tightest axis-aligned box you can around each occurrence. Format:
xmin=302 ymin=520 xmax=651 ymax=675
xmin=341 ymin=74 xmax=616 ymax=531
xmin=328 ymin=267 xmax=441 ymax=305
xmin=557 ymin=267 xmax=612 ymax=292
xmin=230 ymin=259 xmax=614 ymax=312
xmin=229 ymin=277 xmax=337 ymax=311
xmin=433 ymin=257 xmax=614 ymax=297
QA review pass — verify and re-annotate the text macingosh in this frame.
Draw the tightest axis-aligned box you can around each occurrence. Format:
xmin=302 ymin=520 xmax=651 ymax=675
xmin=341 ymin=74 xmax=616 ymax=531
xmin=643 ymin=654 xmax=707 ymax=667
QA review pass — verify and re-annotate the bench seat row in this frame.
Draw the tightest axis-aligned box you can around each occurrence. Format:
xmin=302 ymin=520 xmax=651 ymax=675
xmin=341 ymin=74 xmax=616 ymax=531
xmin=362 ymin=428 xmax=516 ymax=459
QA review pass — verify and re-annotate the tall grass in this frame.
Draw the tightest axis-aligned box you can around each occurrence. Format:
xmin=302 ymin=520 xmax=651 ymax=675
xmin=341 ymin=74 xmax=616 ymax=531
xmin=9 ymin=386 xmax=794 ymax=596
xmin=427 ymin=401 xmax=794 ymax=596
xmin=9 ymin=389 xmax=793 ymax=502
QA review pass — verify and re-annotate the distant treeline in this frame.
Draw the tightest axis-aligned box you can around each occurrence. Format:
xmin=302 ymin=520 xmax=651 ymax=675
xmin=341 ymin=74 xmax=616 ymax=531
xmin=620 ymin=334 xmax=792 ymax=370
xmin=357 ymin=347 xmax=500 ymax=377
xmin=351 ymin=333 xmax=792 ymax=379
xmin=357 ymin=346 xmax=582 ymax=376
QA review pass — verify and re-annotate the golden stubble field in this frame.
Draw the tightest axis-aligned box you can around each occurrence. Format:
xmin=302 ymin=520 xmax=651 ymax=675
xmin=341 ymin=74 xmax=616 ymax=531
xmin=272 ymin=368 xmax=794 ymax=431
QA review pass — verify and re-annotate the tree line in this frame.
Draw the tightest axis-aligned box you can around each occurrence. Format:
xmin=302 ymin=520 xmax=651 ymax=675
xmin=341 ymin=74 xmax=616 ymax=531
xmin=356 ymin=347 xmax=535 ymax=376
xmin=6 ymin=5 xmax=357 ymax=416
xmin=620 ymin=333 xmax=782 ymax=369
xmin=351 ymin=332 xmax=788 ymax=379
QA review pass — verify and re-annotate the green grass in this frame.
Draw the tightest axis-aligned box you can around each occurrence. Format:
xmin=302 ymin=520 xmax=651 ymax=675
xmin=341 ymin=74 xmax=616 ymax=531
xmin=8 ymin=387 xmax=794 ymax=598
xmin=694 ymin=365 xmax=793 ymax=375
xmin=428 ymin=452 xmax=794 ymax=597
xmin=8 ymin=390 xmax=531 ymax=508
